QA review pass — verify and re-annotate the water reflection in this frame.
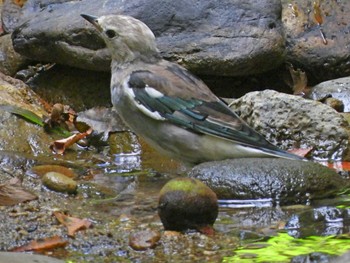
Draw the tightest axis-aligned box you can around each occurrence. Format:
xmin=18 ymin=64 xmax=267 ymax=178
xmin=218 ymin=198 xmax=273 ymax=208
xmin=112 ymin=152 xmax=142 ymax=172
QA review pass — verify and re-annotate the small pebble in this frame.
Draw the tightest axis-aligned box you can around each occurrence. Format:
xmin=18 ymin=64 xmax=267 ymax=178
xmin=41 ymin=172 xmax=77 ymax=194
xmin=129 ymin=229 xmax=161 ymax=250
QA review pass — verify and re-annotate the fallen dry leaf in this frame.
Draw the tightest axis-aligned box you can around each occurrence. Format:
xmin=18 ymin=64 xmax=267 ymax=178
xmin=287 ymin=148 xmax=312 ymax=158
xmin=197 ymin=225 xmax=215 ymax=236
xmin=288 ymin=65 xmax=309 ymax=96
xmin=50 ymin=103 xmax=76 ymax=125
xmin=13 ymin=0 xmax=27 ymax=7
xmin=0 ymin=178 xmax=37 ymax=206
xmin=43 ymin=103 xmax=78 ymax=135
xmin=322 ymin=161 xmax=350 ymax=172
xmin=50 ymin=127 xmax=93 ymax=154
xmin=29 ymin=164 xmax=77 ymax=178
xmin=313 ymin=0 xmax=323 ymax=25
xmin=10 ymin=236 xmax=68 ymax=252
xmin=49 ymin=103 xmax=65 ymax=123
xmin=53 ymin=211 xmax=92 ymax=237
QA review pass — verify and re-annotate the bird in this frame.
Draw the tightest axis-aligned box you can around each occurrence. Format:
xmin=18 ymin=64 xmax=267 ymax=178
xmin=81 ymin=14 xmax=304 ymax=165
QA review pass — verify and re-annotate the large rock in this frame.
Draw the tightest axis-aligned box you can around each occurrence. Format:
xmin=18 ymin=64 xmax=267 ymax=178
xmin=189 ymin=158 xmax=347 ymax=205
xmin=0 ymin=34 xmax=29 ymax=76
xmin=282 ymin=0 xmax=350 ymax=83
xmin=230 ymin=90 xmax=350 ymax=161
xmin=10 ymin=0 xmax=285 ymax=76
xmin=0 ymin=72 xmax=52 ymax=155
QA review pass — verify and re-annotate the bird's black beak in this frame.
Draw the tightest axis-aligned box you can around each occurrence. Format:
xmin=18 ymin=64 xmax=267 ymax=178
xmin=81 ymin=14 xmax=103 ymax=32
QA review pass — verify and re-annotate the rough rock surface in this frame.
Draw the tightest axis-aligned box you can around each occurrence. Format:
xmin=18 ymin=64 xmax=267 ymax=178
xmin=282 ymin=0 xmax=350 ymax=82
xmin=0 ymin=0 xmax=22 ymax=33
xmin=230 ymin=90 xmax=350 ymax=161
xmin=189 ymin=158 xmax=347 ymax=205
xmin=10 ymin=0 xmax=285 ymax=76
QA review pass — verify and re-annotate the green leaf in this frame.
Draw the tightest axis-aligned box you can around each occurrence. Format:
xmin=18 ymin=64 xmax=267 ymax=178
xmin=223 ymin=233 xmax=350 ymax=263
xmin=0 ymin=104 xmax=73 ymax=138
xmin=0 ymin=105 xmax=44 ymax=126
xmin=44 ymin=124 xmax=72 ymax=138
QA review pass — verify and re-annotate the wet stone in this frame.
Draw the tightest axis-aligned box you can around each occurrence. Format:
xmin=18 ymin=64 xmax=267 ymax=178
xmin=128 ymin=229 xmax=161 ymax=251
xmin=309 ymin=76 xmax=350 ymax=112
xmin=41 ymin=172 xmax=77 ymax=194
xmin=189 ymin=158 xmax=348 ymax=205
xmin=285 ymin=206 xmax=346 ymax=237
xmin=291 ymin=252 xmax=335 ymax=263
xmin=158 ymin=178 xmax=218 ymax=233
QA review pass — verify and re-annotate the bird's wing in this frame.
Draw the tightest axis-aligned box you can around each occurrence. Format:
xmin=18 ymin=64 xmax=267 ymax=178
xmin=125 ymin=62 xmax=283 ymax=152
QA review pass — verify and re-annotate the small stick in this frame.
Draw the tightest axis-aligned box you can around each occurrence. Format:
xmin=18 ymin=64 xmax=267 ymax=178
xmin=319 ymin=27 xmax=328 ymax=45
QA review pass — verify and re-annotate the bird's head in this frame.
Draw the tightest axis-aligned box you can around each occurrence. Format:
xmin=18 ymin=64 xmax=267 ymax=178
xmin=81 ymin=14 xmax=159 ymax=63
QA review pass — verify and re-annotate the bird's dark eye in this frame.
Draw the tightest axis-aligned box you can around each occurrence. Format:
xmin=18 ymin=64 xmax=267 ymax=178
xmin=105 ymin=29 xmax=117 ymax=38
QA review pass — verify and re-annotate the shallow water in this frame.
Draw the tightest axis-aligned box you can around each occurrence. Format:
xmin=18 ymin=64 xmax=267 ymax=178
xmin=2 ymin=129 xmax=350 ymax=262
xmin=107 ymin=137 xmax=350 ymax=261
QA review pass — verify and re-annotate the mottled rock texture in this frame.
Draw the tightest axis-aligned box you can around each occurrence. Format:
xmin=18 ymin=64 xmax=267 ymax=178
xmin=230 ymin=90 xmax=350 ymax=161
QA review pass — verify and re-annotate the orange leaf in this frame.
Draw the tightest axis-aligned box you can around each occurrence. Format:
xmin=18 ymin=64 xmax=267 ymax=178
xmin=10 ymin=236 xmax=67 ymax=252
xmin=54 ymin=211 xmax=92 ymax=237
xmin=50 ymin=128 xmax=93 ymax=154
xmin=30 ymin=165 xmax=77 ymax=178
xmin=322 ymin=161 xmax=350 ymax=172
xmin=197 ymin=225 xmax=215 ymax=236
xmin=313 ymin=1 xmax=323 ymax=25
xmin=287 ymin=147 xmax=312 ymax=158
xmin=13 ymin=0 xmax=27 ymax=7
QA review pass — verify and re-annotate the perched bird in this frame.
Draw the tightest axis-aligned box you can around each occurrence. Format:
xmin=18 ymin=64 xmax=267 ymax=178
xmin=81 ymin=14 xmax=303 ymax=165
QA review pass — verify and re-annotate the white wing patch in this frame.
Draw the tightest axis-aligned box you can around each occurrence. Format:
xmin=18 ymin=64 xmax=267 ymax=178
xmin=122 ymin=77 xmax=165 ymax=121
xmin=144 ymin=86 xmax=164 ymax=98
xmin=136 ymin=104 xmax=165 ymax=120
